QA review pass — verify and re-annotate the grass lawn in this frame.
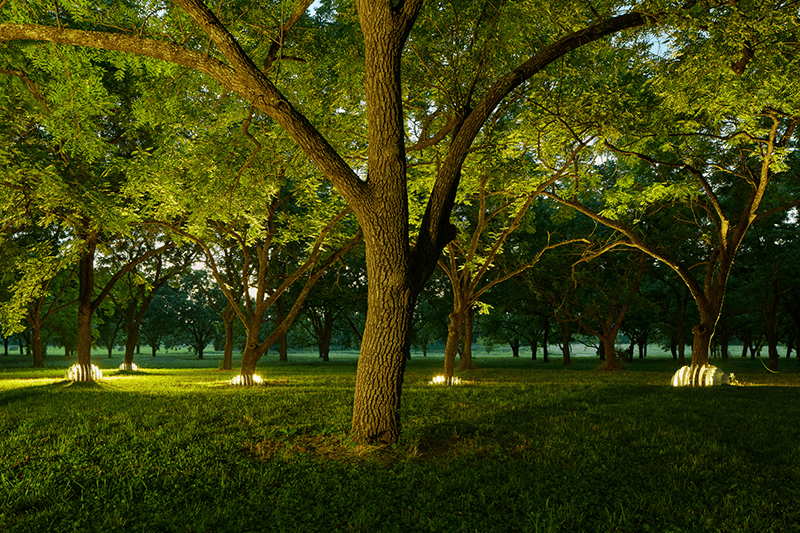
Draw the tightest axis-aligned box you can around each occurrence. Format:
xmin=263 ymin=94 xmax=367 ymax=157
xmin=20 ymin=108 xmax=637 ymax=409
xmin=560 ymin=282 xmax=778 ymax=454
xmin=1 ymin=349 xmax=799 ymax=532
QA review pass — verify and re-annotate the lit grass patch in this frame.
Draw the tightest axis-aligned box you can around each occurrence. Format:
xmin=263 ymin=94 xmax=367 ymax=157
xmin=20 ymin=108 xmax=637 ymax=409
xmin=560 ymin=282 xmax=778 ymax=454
xmin=1 ymin=357 xmax=799 ymax=532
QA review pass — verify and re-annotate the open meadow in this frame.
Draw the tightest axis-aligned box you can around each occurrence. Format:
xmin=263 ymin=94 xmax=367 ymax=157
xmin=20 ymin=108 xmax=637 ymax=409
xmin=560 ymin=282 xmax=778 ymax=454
xmin=2 ymin=348 xmax=800 ymax=532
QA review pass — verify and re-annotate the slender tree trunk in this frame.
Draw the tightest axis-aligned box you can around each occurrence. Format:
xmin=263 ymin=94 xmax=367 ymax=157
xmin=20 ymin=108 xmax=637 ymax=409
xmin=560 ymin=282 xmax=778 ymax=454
xmin=321 ymin=311 xmax=333 ymax=362
xmin=717 ymin=318 xmax=730 ymax=363
xmin=542 ymin=317 xmax=550 ymax=363
xmin=510 ymin=338 xmax=520 ymax=357
xmin=30 ymin=322 xmax=44 ymax=368
xmin=765 ymin=313 xmax=780 ymax=372
xmin=443 ymin=310 xmax=462 ymax=379
xmin=676 ymin=286 xmax=689 ymax=366
xmin=76 ymin=234 xmax=97 ymax=369
xmin=312 ymin=308 xmax=334 ymax=362
xmin=559 ymin=318 xmax=572 ymax=366
xmin=276 ymin=297 xmax=288 ymax=362
xmin=458 ymin=307 xmax=475 ymax=370
xmin=123 ymin=307 xmax=138 ymax=371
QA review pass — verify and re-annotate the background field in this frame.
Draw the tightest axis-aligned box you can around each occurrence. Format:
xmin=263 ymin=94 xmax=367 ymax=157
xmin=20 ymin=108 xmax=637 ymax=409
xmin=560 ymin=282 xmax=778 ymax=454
xmin=2 ymin=349 xmax=799 ymax=532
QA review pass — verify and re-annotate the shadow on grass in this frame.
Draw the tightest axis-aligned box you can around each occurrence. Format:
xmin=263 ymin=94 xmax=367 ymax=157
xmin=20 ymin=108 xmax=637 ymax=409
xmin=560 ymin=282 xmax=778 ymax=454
xmin=0 ymin=379 xmax=107 ymax=406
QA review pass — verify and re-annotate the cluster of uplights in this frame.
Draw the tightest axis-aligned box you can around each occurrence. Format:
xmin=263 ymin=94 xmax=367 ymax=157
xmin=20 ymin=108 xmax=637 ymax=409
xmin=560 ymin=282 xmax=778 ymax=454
xmin=430 ymin=375 xmax=462 ymax=386
xmin=65 ymin=364 xmax=103 ymax=382
xmin=229 ymin=374 xmax=265 ymax=386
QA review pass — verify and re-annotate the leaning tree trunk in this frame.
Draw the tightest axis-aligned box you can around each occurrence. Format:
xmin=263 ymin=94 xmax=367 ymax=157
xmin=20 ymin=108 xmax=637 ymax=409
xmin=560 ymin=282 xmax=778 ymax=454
xmin=459 ymin=307 xmax=475 ymax=370
xmin=275 ymin=296 xmax=288 ymax=362
xmin=221 ymin=305 xmax=235 ymax=371
xmin=240 ymin=323 xmax=263 ymax=377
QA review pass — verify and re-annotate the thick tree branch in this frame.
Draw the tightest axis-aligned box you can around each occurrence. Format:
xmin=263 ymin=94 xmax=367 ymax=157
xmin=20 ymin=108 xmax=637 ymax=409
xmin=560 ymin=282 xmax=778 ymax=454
xmin=0 ymin=16 xmax=365 ymax=204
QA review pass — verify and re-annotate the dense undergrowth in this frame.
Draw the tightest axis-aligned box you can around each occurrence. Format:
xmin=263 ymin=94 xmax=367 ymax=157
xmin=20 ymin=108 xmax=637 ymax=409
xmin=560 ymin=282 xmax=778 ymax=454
xmin=1 ymin=355 xmax=799 ymax=532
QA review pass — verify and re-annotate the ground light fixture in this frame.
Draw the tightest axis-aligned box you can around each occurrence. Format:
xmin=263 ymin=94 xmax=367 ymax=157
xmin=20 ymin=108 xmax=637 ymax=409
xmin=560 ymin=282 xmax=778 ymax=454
xmin=430 ymin=375 xmax=461 ymax=386
xmin=230 ymin=374 xmax=264 ymax=386
xmin=65 ymin=364 xmax=103 ymax=382
xmin=671 ymin=364 xmax=736 ymax=387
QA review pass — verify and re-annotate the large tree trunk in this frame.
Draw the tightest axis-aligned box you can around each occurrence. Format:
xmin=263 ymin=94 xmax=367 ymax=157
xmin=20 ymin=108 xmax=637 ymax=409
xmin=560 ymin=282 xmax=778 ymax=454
xmin=691 ymin=322 xmax=713 ymax=368
xmin=351 ymin=264 xmax=414 ymax=445
xmin=349 ymin=0 xmax=421 ymax=445
xmin=240 ymin=325 xmax=260 ymax=376
xmin=597 ymin=333 xmax=623 ymax=370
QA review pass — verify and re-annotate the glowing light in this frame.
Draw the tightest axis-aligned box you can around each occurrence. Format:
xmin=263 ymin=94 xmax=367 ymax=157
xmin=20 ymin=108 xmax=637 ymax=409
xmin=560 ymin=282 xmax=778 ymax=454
xmin=430 ymin=375 xmax=461 ymax=385
xmin=671 ymin=364 xmax=726 ymax=387
xmin=230 ymin=374 xmax=264 ymax=386
xmin=119 ymin=362 xmax=139 ymax=371
xmin=66 ymin=364 xmax=103 ymax=382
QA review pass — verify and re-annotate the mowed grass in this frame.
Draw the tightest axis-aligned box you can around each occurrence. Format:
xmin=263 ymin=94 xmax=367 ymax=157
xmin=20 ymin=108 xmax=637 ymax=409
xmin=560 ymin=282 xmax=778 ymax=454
xmin=1 ymin=353 xmax=799 ymax=532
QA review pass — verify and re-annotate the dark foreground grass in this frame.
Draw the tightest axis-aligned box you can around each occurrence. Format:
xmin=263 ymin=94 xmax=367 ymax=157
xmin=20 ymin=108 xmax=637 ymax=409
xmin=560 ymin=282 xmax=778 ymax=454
xmin=1 ymin=356 xmax=799 ymax=532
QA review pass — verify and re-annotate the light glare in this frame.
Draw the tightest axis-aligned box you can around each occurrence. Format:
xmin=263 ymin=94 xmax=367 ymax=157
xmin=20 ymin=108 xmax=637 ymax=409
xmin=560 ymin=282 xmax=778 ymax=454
xmin=430 ymin=375 xmax=461 ymax=385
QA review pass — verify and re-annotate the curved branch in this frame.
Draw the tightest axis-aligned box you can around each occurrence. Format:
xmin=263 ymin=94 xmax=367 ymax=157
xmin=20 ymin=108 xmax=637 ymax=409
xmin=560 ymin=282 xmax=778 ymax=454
xmin=412 ymin=10 xmax=662 ymax=286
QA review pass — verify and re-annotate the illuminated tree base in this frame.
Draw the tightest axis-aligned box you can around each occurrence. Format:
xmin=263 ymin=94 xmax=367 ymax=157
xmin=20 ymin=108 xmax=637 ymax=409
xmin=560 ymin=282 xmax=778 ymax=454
xmin=671 ymin=365 xmax=729 ymax=387
xmin=230 ymin=374 xmax=264 ymax=386
xmin=119 ymin=363 xmax=139 ymax=371
xmin=66 ymin=364 xmax=103 ymax=382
